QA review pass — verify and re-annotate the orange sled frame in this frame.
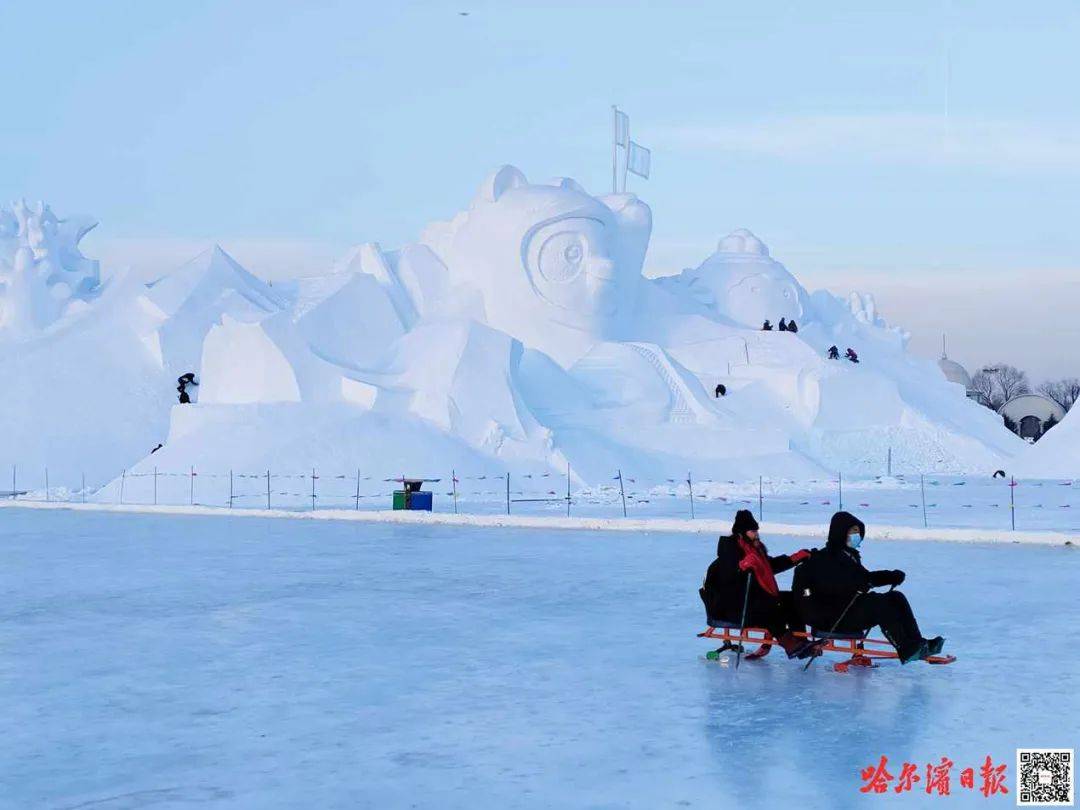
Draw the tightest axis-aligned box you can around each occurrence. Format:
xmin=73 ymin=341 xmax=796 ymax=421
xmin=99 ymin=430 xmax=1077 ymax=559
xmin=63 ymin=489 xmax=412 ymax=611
xmin=698 ymin=625 xmax=956 ymax=672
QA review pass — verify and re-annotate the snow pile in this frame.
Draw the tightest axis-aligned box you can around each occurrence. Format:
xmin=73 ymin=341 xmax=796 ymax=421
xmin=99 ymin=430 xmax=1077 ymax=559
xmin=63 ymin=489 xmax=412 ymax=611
xmin=1013 ymin=406 xmax=1080 ymax=479
xmin=0 ymin=167 xmax=1028 ymax=494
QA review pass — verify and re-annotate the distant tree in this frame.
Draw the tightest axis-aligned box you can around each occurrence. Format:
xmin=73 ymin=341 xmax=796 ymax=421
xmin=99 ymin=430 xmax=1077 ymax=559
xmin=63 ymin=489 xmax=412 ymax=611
xmin=972 ymin=364 xmax=1030 ymax=412
xmin=1040 ymin=414 xmax=1059 ymax=439
xmin=1038 ymin=377 xmax=1080 ymax=412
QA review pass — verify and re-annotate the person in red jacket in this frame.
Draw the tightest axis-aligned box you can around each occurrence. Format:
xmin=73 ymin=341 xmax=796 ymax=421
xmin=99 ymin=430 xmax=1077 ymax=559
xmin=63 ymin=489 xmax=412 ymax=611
xmin=700 ymin=510 xmax=815 ymax=659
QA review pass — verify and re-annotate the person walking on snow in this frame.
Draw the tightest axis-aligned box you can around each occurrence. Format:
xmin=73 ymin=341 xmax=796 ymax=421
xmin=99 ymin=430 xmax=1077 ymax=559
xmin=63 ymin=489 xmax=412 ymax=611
xmin=700 ymin=510 xmax=816 ymax=659
xmin=792 ymin=511 xmax=945 ymax=663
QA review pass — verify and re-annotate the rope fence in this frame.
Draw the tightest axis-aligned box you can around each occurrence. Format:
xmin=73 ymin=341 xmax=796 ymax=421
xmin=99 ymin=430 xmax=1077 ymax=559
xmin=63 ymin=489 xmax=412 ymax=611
xmin=4 ymin=463 xmax=1078 ymax=534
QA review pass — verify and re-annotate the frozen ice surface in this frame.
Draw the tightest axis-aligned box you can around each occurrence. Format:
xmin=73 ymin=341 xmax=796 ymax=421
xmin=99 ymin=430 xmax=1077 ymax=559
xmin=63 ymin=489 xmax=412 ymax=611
xmin=1 ymin=508 xmax=1077 ymax=809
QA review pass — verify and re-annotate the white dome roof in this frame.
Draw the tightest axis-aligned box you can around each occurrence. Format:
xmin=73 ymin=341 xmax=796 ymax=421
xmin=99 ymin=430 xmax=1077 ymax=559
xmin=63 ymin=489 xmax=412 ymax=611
xmin=938 ymin=356 xmax=972 ymax=389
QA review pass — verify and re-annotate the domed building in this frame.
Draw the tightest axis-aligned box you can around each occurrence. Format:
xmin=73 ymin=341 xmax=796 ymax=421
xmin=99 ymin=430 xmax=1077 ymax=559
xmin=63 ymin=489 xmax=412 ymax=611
xmin=937 ymin=346 xmax=980 ymax=402
xmin=998 ymin=394 xmax=1066 ymax=442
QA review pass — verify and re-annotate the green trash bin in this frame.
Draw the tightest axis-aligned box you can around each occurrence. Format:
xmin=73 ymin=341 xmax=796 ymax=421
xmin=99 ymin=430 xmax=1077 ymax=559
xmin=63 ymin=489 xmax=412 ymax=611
xmin=392 ymin=490 xmax=408 ymax=510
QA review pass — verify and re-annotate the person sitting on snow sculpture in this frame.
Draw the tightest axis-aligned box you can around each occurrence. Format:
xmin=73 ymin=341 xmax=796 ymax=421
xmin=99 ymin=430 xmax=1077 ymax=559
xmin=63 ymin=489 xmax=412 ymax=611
xmin=778 ymin=317 xmax=788 ymax=331
xmin=762 ymin=320 xmax=773 ymax=331
xmin=845 ymin=348 xmax=859 ymax=363
xmin=177 ymin=372 xmax=198 ymax=404
xmin=827 ymin=345 xmax=840 ymax=360
xmin=786 ymin=319 xmax=798 ymax=334
xmin=792 ymin=511 xmax=944 ymax=664
xmin=700 ymin=510 xmax=816 ymax=659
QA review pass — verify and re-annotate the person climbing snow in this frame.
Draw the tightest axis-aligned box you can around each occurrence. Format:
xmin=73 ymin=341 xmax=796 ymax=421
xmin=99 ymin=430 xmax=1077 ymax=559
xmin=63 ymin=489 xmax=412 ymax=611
xmin=845 ymin=348 xmax=859 ymax=363
xmin=700 ymin=510 xmax=816 ymax=659
xmin=714 ymin=383 xmax=727 ymax=398
xmin=828 ymin=345 xmax=840 ymax=360
xmin=786 ymin=320 xmax=798 ymax=334
xmin=778 ymin=317 xmax=788 ymax=331
xmin=792 ymin=511 xmax=945 ymax=664
xmin=177 ymin=372 xmax=199 ymax=404
xmin=762 ymin=320 xmax=773 ymax=331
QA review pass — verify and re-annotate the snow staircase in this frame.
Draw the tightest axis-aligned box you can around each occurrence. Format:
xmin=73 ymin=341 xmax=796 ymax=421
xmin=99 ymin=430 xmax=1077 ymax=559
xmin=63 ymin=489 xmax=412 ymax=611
xmin=627 ymin=342 xmax=718 ymax=426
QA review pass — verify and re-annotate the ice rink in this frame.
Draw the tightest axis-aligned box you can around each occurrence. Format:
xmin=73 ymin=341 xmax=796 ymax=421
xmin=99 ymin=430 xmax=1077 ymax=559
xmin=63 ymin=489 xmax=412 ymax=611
xmin=1 ymin=507 xmax=1076 ymax=808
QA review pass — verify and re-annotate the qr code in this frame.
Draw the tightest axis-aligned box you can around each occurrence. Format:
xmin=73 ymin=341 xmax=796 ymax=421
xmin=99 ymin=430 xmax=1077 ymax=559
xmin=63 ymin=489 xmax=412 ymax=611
xmin=1018 ymin=749 xmax=1074 ymax=806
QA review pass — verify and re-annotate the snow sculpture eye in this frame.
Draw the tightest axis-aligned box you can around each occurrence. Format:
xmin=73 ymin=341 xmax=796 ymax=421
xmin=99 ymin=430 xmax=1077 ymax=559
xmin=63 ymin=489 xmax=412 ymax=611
xmin=537 ymin=231 xmax=586 ymax=284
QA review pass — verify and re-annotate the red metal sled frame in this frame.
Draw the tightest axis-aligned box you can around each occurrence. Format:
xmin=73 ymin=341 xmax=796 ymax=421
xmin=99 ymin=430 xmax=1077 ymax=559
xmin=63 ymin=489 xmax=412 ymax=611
xmin=698 ymin=626 xmax=955 ymax=670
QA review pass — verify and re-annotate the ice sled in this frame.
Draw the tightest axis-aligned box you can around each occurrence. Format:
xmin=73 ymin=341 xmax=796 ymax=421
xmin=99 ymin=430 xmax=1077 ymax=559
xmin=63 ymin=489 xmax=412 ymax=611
xmin=698 ymin=617 xmax=956 ymax=672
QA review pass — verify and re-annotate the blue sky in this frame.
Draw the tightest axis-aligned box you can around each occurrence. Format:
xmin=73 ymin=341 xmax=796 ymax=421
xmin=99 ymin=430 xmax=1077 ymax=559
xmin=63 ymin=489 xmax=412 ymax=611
xmin=3 ymin=1 xmax=1078 ymax=379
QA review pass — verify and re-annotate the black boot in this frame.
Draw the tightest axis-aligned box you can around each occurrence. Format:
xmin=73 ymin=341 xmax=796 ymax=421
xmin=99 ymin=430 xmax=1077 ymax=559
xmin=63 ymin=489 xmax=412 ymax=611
xmin=900 ymin=640 xmax=929 ymax=664
xmin=925 ymin=636 xmax=945 ymax=657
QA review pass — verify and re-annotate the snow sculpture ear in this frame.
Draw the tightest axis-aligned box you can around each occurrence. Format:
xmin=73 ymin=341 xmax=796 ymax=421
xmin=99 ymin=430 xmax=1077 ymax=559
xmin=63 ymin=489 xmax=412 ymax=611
xmin=478 ymin=165 xmax=527 ymax=203
xmin=548 ymin=177 xmax=586 ymax=194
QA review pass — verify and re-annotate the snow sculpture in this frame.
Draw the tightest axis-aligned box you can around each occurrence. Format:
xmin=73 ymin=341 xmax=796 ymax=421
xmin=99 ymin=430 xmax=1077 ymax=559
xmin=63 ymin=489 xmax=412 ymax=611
xmin=673 ymin=228 xmax=807 ymax=329
xmin=0 ymin=200 xmax=100 ymax=333
xmin=419 ymin=166 xmax=652 ymax=365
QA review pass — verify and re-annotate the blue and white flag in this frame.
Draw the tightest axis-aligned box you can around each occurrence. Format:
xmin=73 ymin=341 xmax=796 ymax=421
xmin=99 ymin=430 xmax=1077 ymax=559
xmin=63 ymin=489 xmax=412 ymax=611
xmin=627 ymin=140 xmax=651 ymax=179
xmin=614 ymin=109 xmax=630 ymax=148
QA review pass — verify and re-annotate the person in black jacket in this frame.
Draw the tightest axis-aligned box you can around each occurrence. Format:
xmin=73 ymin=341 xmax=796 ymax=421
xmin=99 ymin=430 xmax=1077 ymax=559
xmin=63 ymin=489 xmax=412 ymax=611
xmin=778 ymin=317 xmax=788 ymax=331
xmin=787 ymin=320 xmax=798 ymax=334
xmin=700 ymin=510 xmax=814 ymax=658
xmin=827 ymin=345 xmax=840 ymax=360
xmin=792 ymin=511 xmax=944 ymax=663
xmin=762 ymin=320 xmax=773 ymax=331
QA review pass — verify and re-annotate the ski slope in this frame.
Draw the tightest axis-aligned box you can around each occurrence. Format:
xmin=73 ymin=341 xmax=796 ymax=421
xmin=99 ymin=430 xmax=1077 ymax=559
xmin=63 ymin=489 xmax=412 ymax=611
xmin=2 ymin=508 xmax=1076 ymax=808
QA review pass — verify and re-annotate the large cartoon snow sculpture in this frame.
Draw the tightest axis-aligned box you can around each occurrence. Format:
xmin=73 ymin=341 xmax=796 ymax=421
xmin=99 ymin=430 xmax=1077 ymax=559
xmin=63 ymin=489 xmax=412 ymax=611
xmin=0 ymin=200 xmax=100 ymax=333
xmin=676 ymin=228 xmax=808 ymax=329
xmin=420 ymin=166 xmax=652 ymax=365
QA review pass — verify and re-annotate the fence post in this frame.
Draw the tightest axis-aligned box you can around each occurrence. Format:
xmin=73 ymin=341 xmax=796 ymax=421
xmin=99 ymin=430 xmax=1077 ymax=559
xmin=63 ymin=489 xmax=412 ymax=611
xmin=190 ymin=465 xmax=196 ymax=506
xmin=920 ymin=474 xmax=928 ymax=528
xmin=45 ymin=467 xmax=49 ymax=502
xmin=119 ymin=470 xmax=126 ymax=504
xmin=505 ymin=473 xmax=511 ymax=515
xmin=311 ymin=467 xmax=317 ymax=511
xmin=1010 ymin=475 xmax=1016 ymax=531
xmin=687 ymin=471 xmax=695 ymax=520
xmin=838 ymin=471 xmax=843 ymax=511
xmin=81 ymin=472 xmax=86 ymax=503
xmin=355 ymin=468 xmax=361 ymax=511
xmin=154 ymin=466 xmax=158 ymax=505
xmin=617 ymin=469 xmax=627 ymax=518
xmin=887 ymin=447 xmax=892 ymax=477
xmin=266 ymin=469 xmax=271 ymax=510
xmin=451 ymin=468 xmax=458 ymax=514
xmin=11 ymin=465 xmax=15 ymax=500
xmin=566 ymin=462 xmax=571 ymax=517
xmin=229 ymin=469 xmax=234 ymax=509
xmin=758 ymin=475 xmax=763 ymax=522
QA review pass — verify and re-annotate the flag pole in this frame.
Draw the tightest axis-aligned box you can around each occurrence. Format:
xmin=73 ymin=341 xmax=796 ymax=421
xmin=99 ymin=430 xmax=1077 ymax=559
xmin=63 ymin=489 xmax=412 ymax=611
xmin=611 ymin=105 xmax=618 ymax=194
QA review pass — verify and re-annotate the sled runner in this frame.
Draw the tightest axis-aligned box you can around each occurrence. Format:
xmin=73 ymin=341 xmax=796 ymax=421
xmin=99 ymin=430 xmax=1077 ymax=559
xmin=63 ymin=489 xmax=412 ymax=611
xmin=698 ymin=619 xmax=956 ymax=671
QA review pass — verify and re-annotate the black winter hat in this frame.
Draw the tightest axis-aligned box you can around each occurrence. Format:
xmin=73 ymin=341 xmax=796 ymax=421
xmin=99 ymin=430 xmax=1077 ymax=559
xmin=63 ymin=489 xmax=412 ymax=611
xmin=731 ymin=509 xmax=759 ymax=536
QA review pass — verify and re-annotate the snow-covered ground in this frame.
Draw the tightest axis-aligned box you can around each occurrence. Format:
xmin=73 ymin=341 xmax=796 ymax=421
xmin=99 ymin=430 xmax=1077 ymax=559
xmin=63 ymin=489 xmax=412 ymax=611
xmin=2 ymin=508 xmax=1076 ymax=808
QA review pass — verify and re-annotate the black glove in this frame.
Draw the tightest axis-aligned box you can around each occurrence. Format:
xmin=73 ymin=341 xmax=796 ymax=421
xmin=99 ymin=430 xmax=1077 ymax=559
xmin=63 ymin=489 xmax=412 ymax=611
xmin=888 ymin=570 xmax=906 ymax=586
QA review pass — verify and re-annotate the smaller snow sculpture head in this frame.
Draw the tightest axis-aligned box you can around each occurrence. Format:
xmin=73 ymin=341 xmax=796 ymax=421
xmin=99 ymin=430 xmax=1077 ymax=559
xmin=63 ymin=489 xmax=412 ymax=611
xmin=423 ymin=166 xmax=651 ymax=365
xmin=683 ymin=229 xmax=807 ymax=329
xmin=0 ymin=200 xmax=100 ymax=334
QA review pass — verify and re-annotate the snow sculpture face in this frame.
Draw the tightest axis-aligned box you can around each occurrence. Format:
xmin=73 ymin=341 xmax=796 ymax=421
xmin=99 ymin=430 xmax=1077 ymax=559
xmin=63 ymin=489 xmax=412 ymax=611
xmin=683 ymin=229 xmax=806 ymax=329
xmin=423 ymin=166 xmax=651 ymax=365
xmin=0 ymin=200 xmax=100 ymax=334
